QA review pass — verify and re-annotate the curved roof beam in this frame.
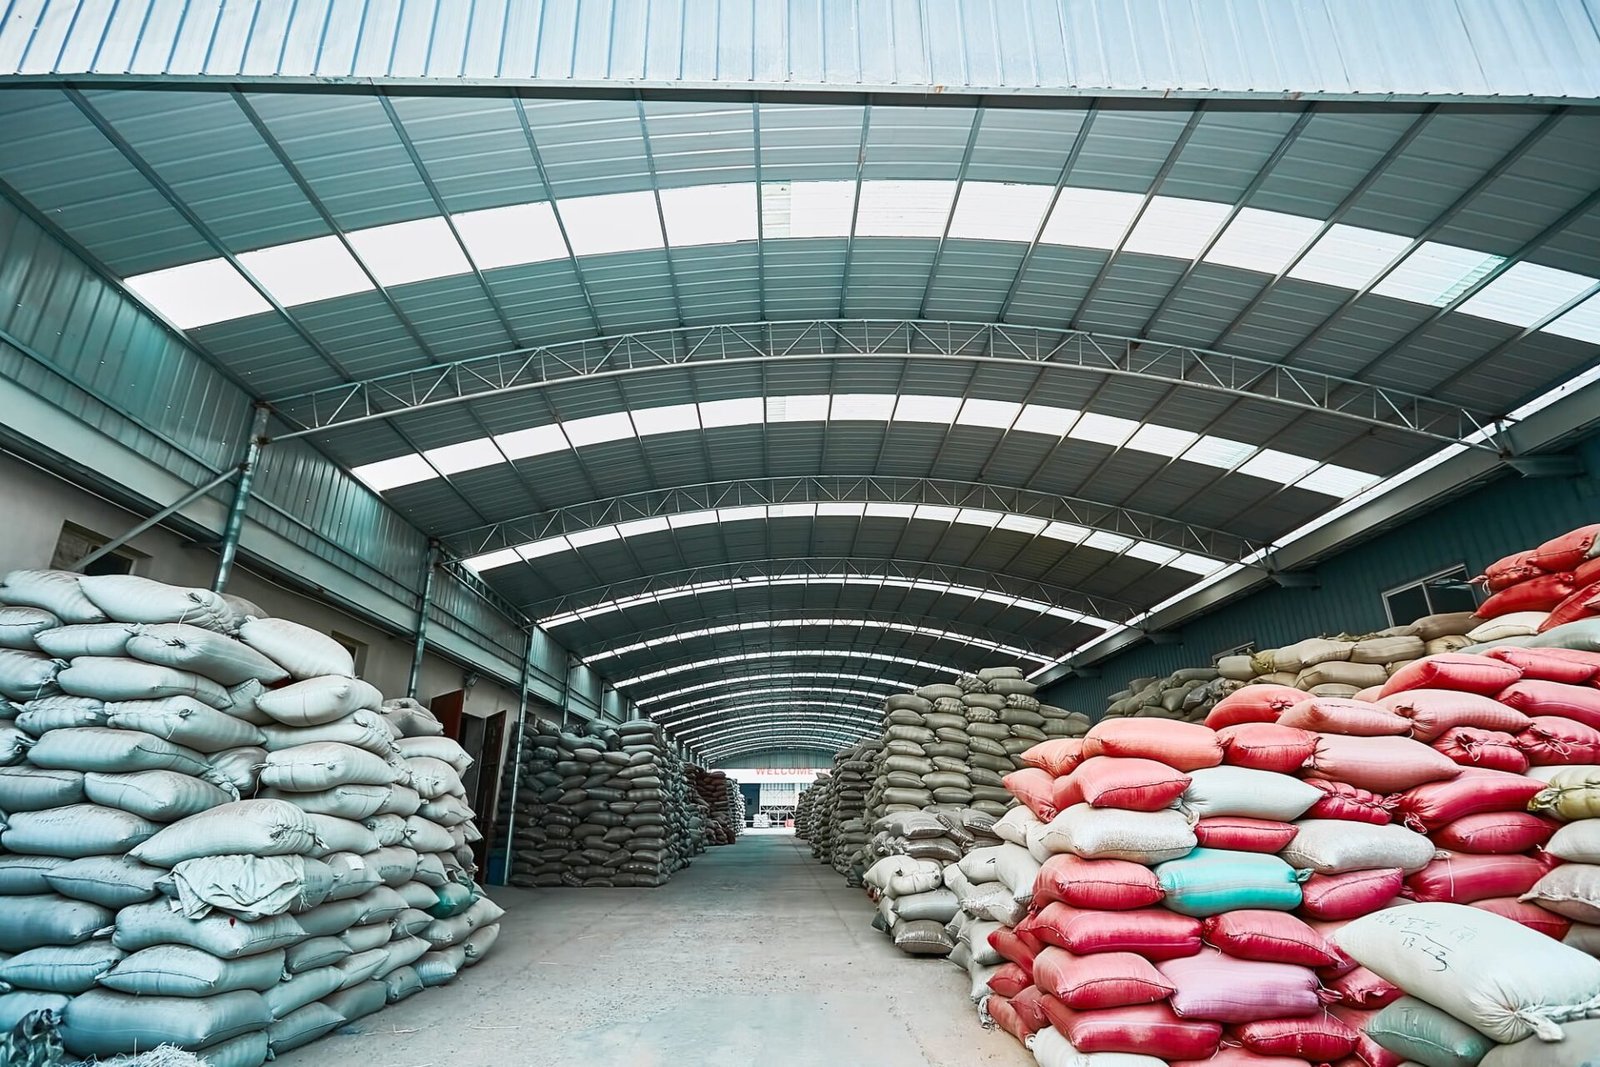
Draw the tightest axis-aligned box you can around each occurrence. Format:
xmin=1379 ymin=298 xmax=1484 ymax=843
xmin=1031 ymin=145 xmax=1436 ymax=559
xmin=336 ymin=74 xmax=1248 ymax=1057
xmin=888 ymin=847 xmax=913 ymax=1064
xmin=614 ymin=648 xmax=968 ymax=689
xmin=269 ymin=319 xmax=1498 ymax=448
xmin=653 ymin=687 xmax=892 ymax=723
xmin=672 ymin=709 xmax=882 ymax=744
xmin=682 ymin=721 xmax=877 ymax=751
xmin=699 ymin=733 xmax=863 ymax=762
xmin=531 ymin=557 xmax=1138 ymax=626
xmin=635 ymin=671 xmax=910 ymax=707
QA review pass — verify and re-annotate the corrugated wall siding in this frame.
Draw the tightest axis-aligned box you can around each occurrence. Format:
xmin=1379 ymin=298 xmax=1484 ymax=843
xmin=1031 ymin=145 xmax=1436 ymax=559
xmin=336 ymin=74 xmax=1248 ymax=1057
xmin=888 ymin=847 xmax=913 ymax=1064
xmin=1042 ymin=433 xmax=1600 ymax=714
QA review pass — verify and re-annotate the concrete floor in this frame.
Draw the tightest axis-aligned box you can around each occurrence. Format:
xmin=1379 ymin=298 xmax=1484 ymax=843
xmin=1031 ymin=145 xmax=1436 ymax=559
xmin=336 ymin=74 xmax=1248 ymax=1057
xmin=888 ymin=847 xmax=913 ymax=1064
xmin=273 ymin=833 xmax=1034 ymax=1067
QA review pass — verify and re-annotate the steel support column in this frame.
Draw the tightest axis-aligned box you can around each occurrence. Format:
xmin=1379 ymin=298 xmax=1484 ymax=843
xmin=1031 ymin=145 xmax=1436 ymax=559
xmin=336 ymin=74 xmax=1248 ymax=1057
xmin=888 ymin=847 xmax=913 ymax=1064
xmin=498 ymin=626 xmax=535 ymax=887
xmin=406 ymin=542 xmax=440 ymax=701
xmin=212 ymin=404 xmax=271 ymax=593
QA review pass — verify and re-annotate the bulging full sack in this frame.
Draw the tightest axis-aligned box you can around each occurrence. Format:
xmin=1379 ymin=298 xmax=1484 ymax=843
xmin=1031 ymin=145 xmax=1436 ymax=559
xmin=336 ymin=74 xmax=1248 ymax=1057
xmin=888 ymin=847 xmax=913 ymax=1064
xmin=131 ymin=799 xmax=319 ymax=867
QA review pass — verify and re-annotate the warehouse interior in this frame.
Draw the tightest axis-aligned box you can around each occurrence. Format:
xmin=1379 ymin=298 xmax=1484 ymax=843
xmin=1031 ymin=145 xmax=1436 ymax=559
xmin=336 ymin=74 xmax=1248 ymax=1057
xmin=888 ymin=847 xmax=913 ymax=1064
xmin=3 ymin=2 xmax=1600 ymax=1065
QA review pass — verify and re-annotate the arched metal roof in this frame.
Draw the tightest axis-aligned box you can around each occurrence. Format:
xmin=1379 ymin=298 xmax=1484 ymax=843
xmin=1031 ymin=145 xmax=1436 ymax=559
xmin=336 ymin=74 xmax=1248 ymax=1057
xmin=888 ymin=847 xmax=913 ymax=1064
xmin=2 ymin=69 xmax=1599 ymax=758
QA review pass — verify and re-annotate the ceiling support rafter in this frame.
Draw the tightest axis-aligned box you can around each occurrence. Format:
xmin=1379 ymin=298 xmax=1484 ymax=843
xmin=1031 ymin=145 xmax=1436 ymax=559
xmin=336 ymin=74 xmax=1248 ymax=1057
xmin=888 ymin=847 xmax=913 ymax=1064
xmin=509 ymin=95 xmax=605 ymax=334
xmin=994 ymin=104 xmax=1098 ymax=322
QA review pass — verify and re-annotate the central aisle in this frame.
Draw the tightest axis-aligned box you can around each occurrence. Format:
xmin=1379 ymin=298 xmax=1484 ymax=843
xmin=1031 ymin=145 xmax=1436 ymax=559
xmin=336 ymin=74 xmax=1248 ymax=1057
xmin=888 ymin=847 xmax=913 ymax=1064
xmin=275 ymin=834 xmax=1032 ymax=1066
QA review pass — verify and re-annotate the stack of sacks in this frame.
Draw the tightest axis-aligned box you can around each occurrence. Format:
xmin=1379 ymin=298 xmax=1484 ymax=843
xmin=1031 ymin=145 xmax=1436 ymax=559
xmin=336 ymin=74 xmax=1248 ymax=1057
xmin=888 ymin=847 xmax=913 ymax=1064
xmin=865 ymin=807 xmax=1003 ymax=959
xmin=1212 ymin=614 xmax=1474 ymax=699
xmin=504 ymin=716 xmax=694 ymax=888
xmin=1333 ymin=902 xmax=1600 ymax=1067
xmin=1100 ymin=667 xmax=1235 ymax=724
xmin=829 ymin=738 xmax=878 ymax=885
xmin=1467 ymin=523 xmax=1600 ymax=642
xmin=795 ymin=771 xmax=827 ymax=853
xmin=687 ymin=766 xmax=742 ymax=845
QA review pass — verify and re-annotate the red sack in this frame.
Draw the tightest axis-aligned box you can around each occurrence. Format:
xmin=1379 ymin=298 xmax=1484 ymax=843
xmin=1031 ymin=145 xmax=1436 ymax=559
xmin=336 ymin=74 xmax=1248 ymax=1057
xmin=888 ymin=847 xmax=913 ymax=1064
xmin=1307 ymin=734 xmax=1461 ymax=794
xmin=1232 ymin=1015 xmax=1359 ymax=1061
xmin=1020 ymin=738 xmax=1086 ymax=777
xmin=1205 ymin=685 xmax=1313 ymax=730
xmin=1540 ymin=581 xmax=1600 ymax=632
xmin=1533 ymin=524 xmax=1600 ymax=572
xmin=987 ymin=962 xmax=1031 ymax=998
xmin=1327 ymin=966 xmax=1402 ymax=1009
xmin=1378 ymin=653 xmax=1523 ymax=698
xmin=1498 ymin=678 xmax=1600 ymax=730
xmin=1394 ymin=768 xmax=1543 ymax=831
xmin=1011 ymin=916 xmax=1048 ymax=956
xmin=1518 ymin=715 xmax=1600 ymax=765
xmin=1332 ymin=1008 xmax=1406 ymax=1067
xmin=984 ymin=994 xmax=1033 ymax=1042
xmin=1032 ymin=946 xmax=1176 ymax=1009
xmin=1042 ymin=999 xmax=1222 ymax=1060
xmin=1033 ymin=854 xmax=1164 ymax=911
xmin=1010 ymin=985 xmax=1051 ymax=1032
xmin=1279 ymin=698 xmax=1411 ymax=737
xmin=1201 ymin=910 xmax=1341 ymax=967
xmin=1082 ymin=719 xmax=1224 ymax=771
xmin=988 ymin=925 xmax=1038 ymax=969
xmin=1194 ymin=817 xmax=1299 ymax=853
xmin=1031 ymin=902 xmax=1202 ymax=960
xmin=1302 ymin=919 xmax=1358 ymax=977
xmin=1216 ymin=722 xmax=1317 ymax=774
xmin=1375 ymin=688 xmax=1530 ymax=741
xmin=1485 ymin=645 xmax=1600 ymax=685
xmin=1171 ymin=1053 xmax=1310 ymax=1067
xmin=1478 ymin=572 xmax=1579 ymax=618
xmin=1297 ymin=869 xmax=1404 ymax=921
xmin=1433 ymin=726 xmax=1529 ymax=774
xmin=1430 ymin=810 xmax=1557 ymax=854
xmin=1159 ymin=949 xmax=1329 ymax=1024
xmin=1472 ymin=896 xmax=1571 ymax=940
xmin=1003 ymin=767 xmax=1060 ymax=821
xmin=1303 ymin=779 xmax=1393 ymax=825
xmin=1403 ymin=854 xmax=1547 ymax=904
xmin=1056 ymin=756 xmax=1191 ymax=812
xmin=1482 ymin=549 xmax=1540 ymax=591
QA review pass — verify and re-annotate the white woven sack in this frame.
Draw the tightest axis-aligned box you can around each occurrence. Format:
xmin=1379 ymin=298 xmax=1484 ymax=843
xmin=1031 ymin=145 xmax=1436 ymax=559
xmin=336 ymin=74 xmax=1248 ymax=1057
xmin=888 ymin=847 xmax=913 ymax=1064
xmin=260 ymin=782 xmax=394 ymax=819
xmin=220 ymin=593 xmax=266 ymax=621
xmin=1028 ymin=1025 xmax=1164 ymax=1067
xmin=0 ymin=606 xmax=57 ymax=650
xmin=992 ymin=842 xmax=1041 ymax=904
xmin=0 ymin=723 xmax=29 ymax=764
xmin=377 ymin=697 xmax=445 ymax=738
xmin=1281 ymin=820 xmax=1437 ymax=875
xmin=0 ymin=570 xmax=106 ymax=624
xmin=162 ymin=855 xmax=335 ymax=920
xmin=415 ymin=946 xmax=465 ymax=986
xmin=0 ymin=765 xmax=83 ymax=811
xmin=864 ymin=855 xmax=943 ymax=896
xmin=130 ymin=799 xmax=319 ymax=867
xmin=261 ymin=741 xmax=403 ymax=792
xmin=0 ymin=941 xmax=124 ymax=993
xmin=26 ymin=726 xmax=210 ymax=776
xmin=207 ymin=746 xmax=267 ymax=794
xmin=105 ymin=696 xmax=266 ymax=753
xmin=1041 ymin=805 xmax=1197 ymax=864
xmin=406 ymin=755 xmax=464 ymax=798
xmin=237 ymin=617 xmax=354 ymax=679
xmin=0 ymin=803 xmax=160 ymax=858
xmin=304 ymin=814 xmax=380 ymax=857
xmin=99 ymin=944 xmax=285 ymax=996
xmin=255 ymin=675 xmax=383 ymax=727
xmin=0 ymin=894 xmax=115 ymax=952
xmin=77 ymin=575 xmax=233 ymax=631
xmin=1467 ymin=611 xmax=1550 ymax=644
xmin=15 ymin=695 xmax=107 ymax=734
xmin=1180 ymin=767 xmax=1322 ymax=821
xmin=322 ymin=851 xmax=384 ymax=901
xmin=125 ymin=623 xmax=289 ymax=686
xmin=404 ymin=815 xmax=455 ymax=853
xmin=992 ymin=804 xmax=1040 ymax=847
xmin=43 ymin=854 xmax=164 ymax=909
xmin=1335 ymin=902 xmax=1600 ymax=1042
xmin=0 ymin=649 xmax=64 ymax=700
xmin=956 ymin=845 xmax=1003 ymax=885
xmin=58 ymin=656 xmax=232 ymax=709
xmin=83 ymin=769 xmax=236 ymax=822
xmin=32 ymin=622 xmax=139 ymax=659
xmin=261 ymin=709 xmax=395 ymax=756
xmin=364 ymin=812 xmax=411 ymax=846
xmin=113 ymin=899 xmax=306 ymax=959
xmin=395 ymin=735 xmax=473 ymax=773
xmin=60 ymin=987 xmax=271 ymax=1057
xmin=416 ymin=794 xmax=473 ymax=827
xmin=1547 ymin=822 xmax=1600 ymax=864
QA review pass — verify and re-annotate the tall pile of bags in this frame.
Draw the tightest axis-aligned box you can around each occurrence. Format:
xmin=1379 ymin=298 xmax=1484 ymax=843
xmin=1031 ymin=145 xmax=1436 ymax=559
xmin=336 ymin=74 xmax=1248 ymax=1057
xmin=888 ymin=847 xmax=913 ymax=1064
xmin=0 ymin=569 xmax=500 ymax=1066
xmin=503 ymin=715 xmax=696 ymax=888
xmin=818 ymin=738 xmax=876 ymax=883
xmin=1467 ymin=523 xmax=1600 ymax=640
xmin=687 ymin=766 xmax=742 ymax=845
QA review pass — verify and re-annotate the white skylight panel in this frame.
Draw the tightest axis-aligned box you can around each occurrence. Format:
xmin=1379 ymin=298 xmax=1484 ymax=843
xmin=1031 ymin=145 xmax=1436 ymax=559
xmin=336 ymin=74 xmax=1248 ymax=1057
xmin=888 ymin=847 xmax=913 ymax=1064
xmin=566 ymin=526 xmax=621 ymax=548
xmin=817 ymin=502 xmax=867 ymax=517
xmin=1043 ymin=522 xmax=1091 ymax=543
xmin=1067 ymin=412 xmax=1139 ymax=447
xmin=460 ymin=547 xmax=521 ymax=572
xmin=863 ymin=502 xmax=916 ymax=519
xmin=351 ymin=453 xmax=435 ymax=492
xmin=1545 ymin=292 xmax=1600 ymax=344
xmin=1123 ymin=196 xmax=1233 ymax=259
xmin=1126 ymin=542 xmax=1180 ymax=565
xmin=956 ymin=398 xmax=1023 ymax=429
xmin=767 ymin=503 xmax=817 ymax=519
xmin=894 ymin=394 xmax=964 ymax=424
xmin=830 ymin=393 xmax=897 ymax=421
xmin=697 ymin=397 xmax=764 ymax=428
xmin=1040 ymin=188 xmax=1144 ymax=250
xmin=1172 ymin=552 xmax=1224 ymax=575
xmin=914 ymin=505 xmax=961 ymax=523
xmin=1288 ymin=223 xmax=1412 ymax=289
xmin=997 ymin=514 xmax=1048 ymax=535
xmin=1204 ymin=208 xmax=1324 ymax=274
xmin=519 ymin=537 xmax=572 ymax=559
xmin=762 ymin=181 xmax=856 ymax=238
xmin=346 ymin=217 xmax=471 ymax=287
xmin=1084 ymin=531 xmax=1135 ymax=553
xmin=948 ymin=181 xmax=1054 ymax=241
xmin=615 ymin=516 xmax=671 ymax=538
xmin=1372 ymin=241 xmax=1505 ymax=306
xmin=659 ymin=183 xmax=758 ymax=247
xmin=1182 ymin=435 xmax=1259 ymax=469
xmin=423 ymin=437 xmax=503 ymax=475
xmin=955 ymin=509 xmax=1002 ymax=528
xmin=558 ymin=190 xmax=665 ymax=256
xmin=562 ymin=411 xmax=636 ymax=447
xmin=632 ymin=403 xmax=701 ymax=436
xmin=717 ymin=506 xmax=767 ymax=524
xmin=668 ymin=510 xmax=718 ymax=529
xmin=1295 ymin=464 xmax=1381 ymax=498
xmin=238 ymin=235 xmax=373 ymax=306
xmin=1125 ymin=424 xmax=1199 ymax=457
xmin=1013 ymin=404 xmax=1078 ymax=436
xmin=854 ymin=180 xmax=958 ymax=238
xmin=495 ymin=423 xmax=569 ymax=461
xmin=125 ymin=258 xmax=271 ymax=328
xmin=452 ymin=202 xmax=567 ymax=270
xmin=766 ymin=394 xmax=830 ymax=423
xmin=1237 ymin=448 xmax=1322 ymax=484
xmin=1459 ymin=262 xmax=1597 ymax=328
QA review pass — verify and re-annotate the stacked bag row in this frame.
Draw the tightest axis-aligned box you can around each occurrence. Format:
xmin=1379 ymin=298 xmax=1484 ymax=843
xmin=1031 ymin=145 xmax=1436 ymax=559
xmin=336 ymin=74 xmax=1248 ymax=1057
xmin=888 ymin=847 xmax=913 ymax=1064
xmin=0 ymin=569 xmax=500 ymax=1065
xmin=806 ymin=738 xmax=876 ymax=884
xmin=1099 ymin=667 xmax=1236 ymax=725
xmin=1469 ymin=523 xmax=1600 ymax=637
xmin=686 ymin=766 xmax=743 ymax=845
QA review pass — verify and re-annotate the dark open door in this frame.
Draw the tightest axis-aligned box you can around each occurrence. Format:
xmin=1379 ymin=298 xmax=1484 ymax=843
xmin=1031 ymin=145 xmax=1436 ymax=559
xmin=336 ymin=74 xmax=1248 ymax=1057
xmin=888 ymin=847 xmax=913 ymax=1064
xmin=430 ymin=689 xmax=466 ymax=740
xmin=465 ymin=710 xmax=507 ymax=871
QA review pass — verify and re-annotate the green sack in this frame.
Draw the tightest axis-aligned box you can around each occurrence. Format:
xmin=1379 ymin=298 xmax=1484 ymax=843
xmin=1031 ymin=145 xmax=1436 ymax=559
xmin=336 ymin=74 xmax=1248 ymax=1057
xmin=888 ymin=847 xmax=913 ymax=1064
xmin=427 ymin=881 xmax=478 ymax=919
xmin=1370 ymin=996 xmax=1495 ymax=1067
xmin=1153 ymin=847 xmax=1307 ymax=917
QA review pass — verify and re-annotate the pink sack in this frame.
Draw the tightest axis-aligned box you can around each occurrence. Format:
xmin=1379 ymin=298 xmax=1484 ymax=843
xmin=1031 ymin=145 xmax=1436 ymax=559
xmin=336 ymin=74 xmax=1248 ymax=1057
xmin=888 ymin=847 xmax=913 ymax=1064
xmin=1194 ymin=817 xmax=1299 ymax=854
xmin=1498 ymin=679 xmax=1600 ymax=731
xmin=1532 ymin=524 xmax=1600 ymax=571
xmin=1020 ymin=738 xmax=1086 ymax=777
xmin=1033 ymin=854 xmax=1165 ymax=911
xmin=1056 ymin=756 xmax=1192 ymax=812
xmin=1278 ymin=698 xmax=1411 ymax=737
xmin=1375 ymin=688 xmax=1530 ymax=741
xmin=1518 ymin=715 xmax=1600 ymax=765
xmin=1158 ymin=949 xmax=1329 ymax=1024
xmin=987 ymin=962 xmax=1031 ymax=998
xmin=989 ymin=926 xmax=1038 ymax=970
xmin=1394 ymin=768 xmax=1543 ymax=832
xmin=1082 ymin=719 xmax=1224 ymax=771
xmin=1378 ymin=654 xmax=1522 ymax=698
xmin=1486 ymin=646 xmax=1600 ymax=685
xmin=1306 ymin=734 xmax=1461 ymax=794
xmin=1477 ymin=572 xmax=1578 ymax=618
xmin=1432 ymin=726 xmax=1529 ymax=774
xmin=1031 ymin=902 xmax=1202 ymax=960
xmin=1010 ymin=985 xmax=1051 ymax=1032
xmin=1326 ymin=966 xmax=1402 ymax=1009
xmin=1403 ymin=854 xmax=1547 ymax=903
xmin=1301 ymin=919 xmax=1358 ymax=976
xmin=1303 ymin=779 xmax=1393 ymax=825
xmin=1201 ymin=910 xmax=1341 ymax=967
xmin=1032 ymin=946 xmax=1177 ymax=1009
xmin=1216 ymin=722 xmax=1317 ymax=774
xmin=1472 ymin=896 xmax=1572 ymax=940
xmin=1205 ymin=686 xmax=1314 ymax=730
xmin=985 ymin=995 xmax=1034 ymax=1042
xmin=1297 ymin=869 xmax=1404 ymax=921
xmin=1539 ymin=580 xmax=1600 ymax=632
xmin=1171 ymin=1052 xmax=1312 ymax=1067
xmin=1232 ymin=1015 xmax=1359 ymax=1061
xmin=1430 ymin=811 xmax=1557 ymax=854
xmin=1003 ymin=767 xmax=1060 ymax=821
xmin=1042 ymin=1000 xmax=1223 ymax=1060
xmin=1482 ymin=549 xmax=1541 ymax=590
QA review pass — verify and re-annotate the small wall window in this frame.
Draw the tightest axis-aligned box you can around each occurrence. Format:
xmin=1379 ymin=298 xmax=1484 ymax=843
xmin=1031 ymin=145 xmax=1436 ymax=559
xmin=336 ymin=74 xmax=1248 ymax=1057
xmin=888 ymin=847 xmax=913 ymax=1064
xmin=331 ymin=631 xmax=370 ymax=676
xmin=50 ymin=522 xmax=141 ymax=577
xmin=1383 ymin=565 xmax=1479 ymax=626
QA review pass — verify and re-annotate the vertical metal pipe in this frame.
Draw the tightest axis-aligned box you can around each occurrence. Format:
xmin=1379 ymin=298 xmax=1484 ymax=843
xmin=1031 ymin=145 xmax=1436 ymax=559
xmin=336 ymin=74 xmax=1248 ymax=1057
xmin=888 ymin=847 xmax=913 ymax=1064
xmin=406 ymin=542 xmax=440 ymax=700
xmin=70 ymin=466 xmax=241 ymax=573
xmin=499 ymin=627 xmax=534 ymax=887
xmin=212 ymin=404 xmax=271 ymax=593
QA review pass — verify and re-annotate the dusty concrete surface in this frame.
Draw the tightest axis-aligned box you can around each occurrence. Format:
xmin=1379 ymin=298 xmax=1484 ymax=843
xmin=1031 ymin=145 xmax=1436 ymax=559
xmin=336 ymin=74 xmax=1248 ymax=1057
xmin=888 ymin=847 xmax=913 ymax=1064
xmin=273 ymin=833 xmax=1033 ymax=1067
